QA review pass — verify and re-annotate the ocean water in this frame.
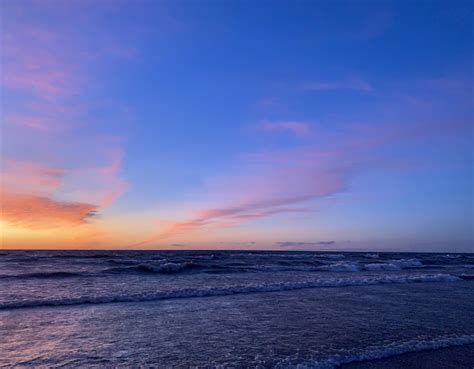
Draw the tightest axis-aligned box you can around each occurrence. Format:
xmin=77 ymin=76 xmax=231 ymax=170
xmin=0 ymin=250 xmax=473 ymax=368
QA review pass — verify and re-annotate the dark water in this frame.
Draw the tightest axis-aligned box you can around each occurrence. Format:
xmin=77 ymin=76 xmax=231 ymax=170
xmin=1 ymin=250 xmax=473 ymax=368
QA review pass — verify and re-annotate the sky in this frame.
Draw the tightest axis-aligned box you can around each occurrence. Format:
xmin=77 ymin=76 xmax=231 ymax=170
xmin=0 ymin=0 xmax=472 ymax=252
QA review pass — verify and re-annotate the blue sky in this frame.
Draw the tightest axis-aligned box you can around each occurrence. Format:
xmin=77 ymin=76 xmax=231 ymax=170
xmin=1 ymin=0 xmax=472 ymax=251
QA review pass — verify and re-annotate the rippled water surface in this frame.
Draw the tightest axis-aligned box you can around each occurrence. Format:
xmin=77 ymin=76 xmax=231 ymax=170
xmin=1 ymin=250 xmax=473 ymax=368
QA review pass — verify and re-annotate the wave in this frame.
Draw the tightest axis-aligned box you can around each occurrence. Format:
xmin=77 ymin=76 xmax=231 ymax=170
xmin=0 ymin=273 xmax=461 ymax=310
xmin=0 ymin=256 xmax=42 ymax=263
xmin=49 ymin=254 xmax=115 ymax=259
xmin=363 ymin=258 xmax=423 ymax=271
xmin=317 ymin=261 xmax=360 ymax=272
xmin=317 ymin=258 xmax=423 ymax=272
xmin=439 ymin=254 xmax=462 ymax=259
xmin=103 ymin=261 xmax=202 ymax=275
xmin=231 ymin=253 xmax=312 ymax=258
xmin=282 ymin=334 xmax=474 ymax=369
xmin=316 ymin=254 xmax=345 ymax=259
xmin=0 ymin=271 xmax=88 ymax=280
xmin=0 ymin=262 xmax=203 ymax=280
xmin=363 ymin=253 xmax=380 ymax=259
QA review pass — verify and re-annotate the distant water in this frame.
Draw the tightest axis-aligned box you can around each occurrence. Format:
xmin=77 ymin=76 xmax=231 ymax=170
xmin=1 ymin=250 xmax=473 ymax=368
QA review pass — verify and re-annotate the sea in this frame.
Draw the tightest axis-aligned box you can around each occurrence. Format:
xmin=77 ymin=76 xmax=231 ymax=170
xmin=1 ymin=250 xmax=473 ymax=368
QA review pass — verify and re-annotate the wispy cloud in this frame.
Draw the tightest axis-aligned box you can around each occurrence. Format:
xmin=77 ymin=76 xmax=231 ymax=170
xmin=7 ymin=115 xmax=51 ymax=131
xmin=1 ymin=24 xmax=79 ymax=100
xmin=0 ymin=3 xmax=129 ymax=235
xmin=131 ymin=199 xmax=312 ymax=246
xmin=133 ymin=114 xmax=466 ymax=246
xmin=1 ymin=158 xmax=64 ymax=194
xmin=54 ymin=147 xmax=128 ymax=208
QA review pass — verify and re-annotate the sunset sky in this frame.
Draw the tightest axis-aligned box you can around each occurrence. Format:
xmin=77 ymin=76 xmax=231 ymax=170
xmin=1 ymin=0 xmax=472 ymax=251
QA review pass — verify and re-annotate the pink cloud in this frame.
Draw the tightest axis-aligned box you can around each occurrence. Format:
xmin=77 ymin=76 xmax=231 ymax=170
xmin=1 ymin=24 xmax=79 ymax=100
xmin=1 ymin=190 xmax=97 ymax=229
xmin=0 ymin=148 xmax=128 ymax=229
xmin=1 ymin=16 xmax=129 ymax=232
xmin=0 ymin=158 xmax=127 ymax=231
xmin=0 ymin=158 xmax=64 ymax=194
xmin=132 ymin=151 xmax=348 ymax=245
xmin=7 ymin=115 xmax=50 ymax=131
xmin=98 ymin=149 xmax=124 ymax=176
xmin=133 ymin=116 xmax=465 ymax=246
xmin=58 ymin=147 xmax=128 ymax=208
xmin=131 ymin=201 xmax=312 ymax=246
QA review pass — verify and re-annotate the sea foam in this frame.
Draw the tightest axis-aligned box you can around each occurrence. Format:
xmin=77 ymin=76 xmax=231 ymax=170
xmin=363 ymin=258 xmax=423 ymax=271
xmin=317 ymin=261 xmax=360 ymax=272
xmin=0 ymin=273 xmax=460 ymax=310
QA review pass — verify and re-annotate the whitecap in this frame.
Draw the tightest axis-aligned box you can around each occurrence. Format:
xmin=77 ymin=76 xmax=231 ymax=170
xmin=1 ymin=273 xmax=459 ymax=310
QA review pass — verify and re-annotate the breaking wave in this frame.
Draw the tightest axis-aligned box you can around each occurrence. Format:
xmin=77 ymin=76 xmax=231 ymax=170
xmin=317 ymin=261 xmax=360 ymax=272
xmin=317 ymin=258 xmax=424 ymax=272
xmin=364 ymin=258 xmax=423 ymax=271
xmin=363 ymin=253 xmax=380 ymax=259
xmin=103 ymin=261 xmax=202 ymax=274
xmin=0 ymin=273 xmax=460 ymax=310
xmin=0 ymin=261 xmax=203 ymax=280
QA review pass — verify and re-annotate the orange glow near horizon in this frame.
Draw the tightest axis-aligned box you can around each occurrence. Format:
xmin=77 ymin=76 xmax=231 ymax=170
xmin=1 ymin=1 xmax=472 ymax=252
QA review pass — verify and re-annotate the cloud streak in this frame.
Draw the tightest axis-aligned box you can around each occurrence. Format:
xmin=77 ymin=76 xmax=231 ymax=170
xmin=131 ymin=199 xmax=313 ymax=246
xmin=1 ymin=158 xmax=64 ymax=193
xmin=133 ymin=114 xmax=467 ymax=246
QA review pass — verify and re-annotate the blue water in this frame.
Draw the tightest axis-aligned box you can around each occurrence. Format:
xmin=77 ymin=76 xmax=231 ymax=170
xmin=1 ymin=251 xmax=473 ymax=368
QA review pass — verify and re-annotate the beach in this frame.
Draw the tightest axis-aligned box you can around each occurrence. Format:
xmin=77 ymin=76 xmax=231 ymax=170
xmin=1 ymin=251 xmax=473 ymax=368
